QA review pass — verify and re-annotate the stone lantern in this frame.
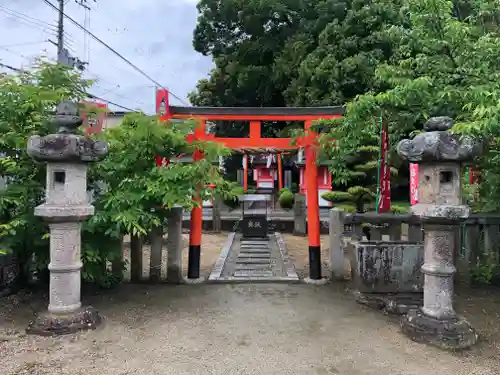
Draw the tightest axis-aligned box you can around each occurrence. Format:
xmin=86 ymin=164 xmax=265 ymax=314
xmin=26 ymin=101 xmax=108 ymax=335
xmin=397 ymin=116 xmax=482 ymax=350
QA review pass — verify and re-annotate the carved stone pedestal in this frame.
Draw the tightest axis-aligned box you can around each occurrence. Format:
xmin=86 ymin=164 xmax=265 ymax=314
xmin=26 ymin=306 xmax=101 ymax=336
xmin=401 ymin=309 xmax=477 ymax=350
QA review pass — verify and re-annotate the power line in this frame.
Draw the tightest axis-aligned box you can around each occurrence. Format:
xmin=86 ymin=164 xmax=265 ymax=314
xmin=0 ymin=41 xmax=49 ymax=49
xmin=0 ymin=5 xmax=76 ymax=45
xmin=42 ymin=0 xmax=189 ymax=106
xmin=0 ymin=62 xmax=136 ymax=112
xmin=87 ymin=93 xmax=137 ymax=112
xmin=0 ymin=62 xmax=22 ymax=72
xmin=0 ymin=5 xmax=57 ymax=31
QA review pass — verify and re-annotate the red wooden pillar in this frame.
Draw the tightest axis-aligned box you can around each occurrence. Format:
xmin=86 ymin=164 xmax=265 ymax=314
xmin=188 ymin=120 xmax=206 ymax=279
xmin=305 ymin=120 xmax=322 ymax=280
xmin=277 ymin=152 xmax=283 ymax=191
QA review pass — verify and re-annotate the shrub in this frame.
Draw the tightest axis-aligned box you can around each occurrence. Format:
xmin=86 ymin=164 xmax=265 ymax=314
xmin=391 ymin=204 xmax=410 ymax=214
xmin=224 ymin=186 xmax=244 ymax=208
xmin=279 ymin=187 xmax=291 ymax=195
xmin=322 ymin=191 xmax=350 ymax=202
xmin=333 ymin=204 xmax=357 ymax=213
xmin=279 ymin=190 xmax=295 ymax=209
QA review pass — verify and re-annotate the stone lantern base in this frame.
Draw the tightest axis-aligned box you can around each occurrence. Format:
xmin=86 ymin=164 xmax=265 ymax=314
xmin=26 ymin=306 xmax=101 ymax=336
xmin=401 ymin=309 xmax=478 ymax=350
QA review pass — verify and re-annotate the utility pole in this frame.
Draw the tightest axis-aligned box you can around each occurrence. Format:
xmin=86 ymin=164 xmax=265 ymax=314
xmin=57 ymin=0 xmax=64 ymax=63
xmin=50 ymin=0 xmax=94 ymax=70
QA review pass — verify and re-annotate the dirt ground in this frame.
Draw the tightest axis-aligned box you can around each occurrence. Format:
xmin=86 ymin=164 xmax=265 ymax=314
xmin=1 ymin=283 xmax=499 ymax=375
xmin=1 ymin=232 xmax=500 ymax=374
xmin=283 ymin=234 xmax=351 ymax=279
xmin=283 ymin=233 xmax=500 ymax=361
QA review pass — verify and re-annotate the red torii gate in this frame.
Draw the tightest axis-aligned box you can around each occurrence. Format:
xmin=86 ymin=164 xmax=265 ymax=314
xmin=156 ymin=89 xmax=344 ymax=281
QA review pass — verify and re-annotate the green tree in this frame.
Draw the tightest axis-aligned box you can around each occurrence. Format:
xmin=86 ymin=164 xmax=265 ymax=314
xmin=0 ymin=61 xmax=239 ymax=290
xmin=0 ymin=61 xmax=91 ymax=285
xmin=90 ymin=114 xmax=235 ymax=238
xmin=321 ymin=129 xmax=397 ymax=212
xmin=190 ymin=0 xmax=408 ymax=182
xmin=84 ymin=113 xmax=239 ymax=285
xmin=190 ymin=0 xmax=405 ymax=108
xmin=284 ymin=0 xmax=406 ymax=106
xmin=318 ymin=0 xmax=500 ymax=206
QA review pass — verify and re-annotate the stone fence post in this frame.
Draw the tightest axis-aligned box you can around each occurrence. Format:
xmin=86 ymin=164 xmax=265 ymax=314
xmin=293 ymin=194 xmax=307 ymax=236
xmin=329 ymin=208 xmax=345 ymax=280
xmin=166 ymin=206 xmax=183 ymax=283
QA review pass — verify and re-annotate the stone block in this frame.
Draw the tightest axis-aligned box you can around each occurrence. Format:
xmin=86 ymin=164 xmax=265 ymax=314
xmin=236 ymin=259 xmax=270 ymax=265
xmin=234 ymin=270 xmax=273 ymax=278
xmin=352 ymin=240 xmax=424 ymax=294
xmin=238 ymin=253 xmax=271 ymax=258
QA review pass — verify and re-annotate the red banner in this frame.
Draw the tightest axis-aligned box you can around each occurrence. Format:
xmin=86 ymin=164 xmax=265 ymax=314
xmin=155 ymin=89 xmax=171 ymax=167
xmin=469 ymin=167 xmax=481 ymax=184
xmin=81 ymin=101 xmax=107 ymax=134
xmin=377 ymin=122 xmax=391 ymax=213
xmin=409 ymin=163 xmax=419 ymax=205
xmin=156 ymin=89 xmax=170 ymax=121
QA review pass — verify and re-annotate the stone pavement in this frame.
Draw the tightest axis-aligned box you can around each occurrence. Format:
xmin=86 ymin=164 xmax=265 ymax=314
xmin=1 ymin=283 xmax=497 ymax=375
xmin=209 ymin=233 xmax=299 ymax=282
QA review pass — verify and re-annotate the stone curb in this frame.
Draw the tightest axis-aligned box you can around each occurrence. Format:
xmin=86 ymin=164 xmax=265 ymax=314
xmin=208 ymin=232 xmax=236 ymax=281
xmin=274 ymin=232 xmax=300 ymax=280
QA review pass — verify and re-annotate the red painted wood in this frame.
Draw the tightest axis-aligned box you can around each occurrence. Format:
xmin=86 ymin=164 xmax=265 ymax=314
xmin=170 ymin=114 xmax=340 ymax=121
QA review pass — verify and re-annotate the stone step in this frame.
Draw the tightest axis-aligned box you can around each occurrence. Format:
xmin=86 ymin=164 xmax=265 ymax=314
xmin=234 ymin=270 xmax=274 ymax=278
xmin=235 ymin=265 xmax=271 ymax=271
xmin=240 ymin=244 xmax=270 ymax=250
xmin=238 ymin=253 xmax=271 ymax=259
xmin=241 ymin=241 xmax=269 ymax=245
xmin=236 ymin=259 xmax=270 ymax=265
xmin=239 ymin=249 xmax=270 ymax=254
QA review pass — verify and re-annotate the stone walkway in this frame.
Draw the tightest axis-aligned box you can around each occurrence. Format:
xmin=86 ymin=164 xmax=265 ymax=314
xmin=209 ymin=233 xmax=299 ymax=282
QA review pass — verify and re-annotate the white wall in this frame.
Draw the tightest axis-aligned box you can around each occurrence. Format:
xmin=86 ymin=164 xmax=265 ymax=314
xmin=103 ymin=114 xmax=125 ymax=130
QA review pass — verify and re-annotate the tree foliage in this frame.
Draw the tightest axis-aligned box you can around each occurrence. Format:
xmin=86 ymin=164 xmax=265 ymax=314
xmin=89 ymin=114 xmax=235 ymax=238
xmin=318 ymin=0 xmax=500 ymax=207
xmin=321 ymin=133 xmax=398 ymax=212
xmin=190 ymin=0 xmax=406 ymax=135
xmin=0 ymin=61 xmax=91 ymax=283
xmin=0 ymin=62 xmax=238 ymax=289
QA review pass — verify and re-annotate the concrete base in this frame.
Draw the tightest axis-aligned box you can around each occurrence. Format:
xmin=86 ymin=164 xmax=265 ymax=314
xmin=304 ymin=277 xmax=329 ymax=285
xmin=183 ymin=277 xmax=206 ymax=285
xmin=26 ymin=306 xmax=101 ymax=336
xmin=401 ymin=309 xmax=478 ymax=350
xmin=166 ymin=266 xmax=183 ymax=284
xmin=354 ymin=291 xmax=423 ymax=315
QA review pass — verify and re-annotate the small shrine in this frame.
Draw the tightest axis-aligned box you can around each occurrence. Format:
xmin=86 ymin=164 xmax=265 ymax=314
xmin=251 ymin=153 xmax=277 ymax=191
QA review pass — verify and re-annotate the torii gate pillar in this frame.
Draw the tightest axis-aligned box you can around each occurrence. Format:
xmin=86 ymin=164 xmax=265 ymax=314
xmin=304 ymin=121 xmax=323 ymax=282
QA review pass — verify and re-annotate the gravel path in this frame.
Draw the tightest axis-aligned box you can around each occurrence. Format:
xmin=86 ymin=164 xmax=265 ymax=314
xmin=1 ymin=283 xmax=499 ymax=375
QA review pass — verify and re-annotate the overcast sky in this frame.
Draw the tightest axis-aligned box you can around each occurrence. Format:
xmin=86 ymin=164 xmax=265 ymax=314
xmin=0 ymin=0 xmax=213 ymax=113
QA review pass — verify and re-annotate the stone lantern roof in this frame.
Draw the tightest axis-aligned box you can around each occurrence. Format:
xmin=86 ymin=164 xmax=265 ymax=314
xmin=397 ymin=116 xmax=483 ymax=164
